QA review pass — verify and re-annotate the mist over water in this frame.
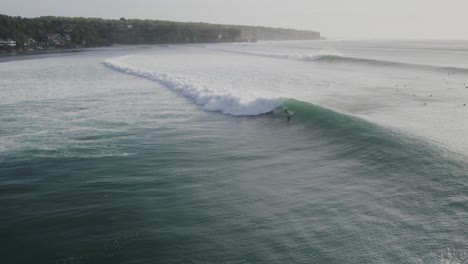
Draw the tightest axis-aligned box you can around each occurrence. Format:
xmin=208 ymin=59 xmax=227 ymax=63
xmin=1 ymin=41 xmax=468 ymax=264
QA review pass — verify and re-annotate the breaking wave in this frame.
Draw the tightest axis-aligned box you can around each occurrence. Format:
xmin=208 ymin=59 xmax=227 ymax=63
xmin=103 ymin=57 xmax=282 ymax=116
xmin=104 ymin=58 xmax=468 ymax=168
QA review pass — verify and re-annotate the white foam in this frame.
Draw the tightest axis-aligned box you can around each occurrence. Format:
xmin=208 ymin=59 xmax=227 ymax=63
xmin=103 ymin=57 xmax=282 ymax=116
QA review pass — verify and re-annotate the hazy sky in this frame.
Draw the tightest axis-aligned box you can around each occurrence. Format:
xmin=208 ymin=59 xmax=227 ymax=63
xmin=2 ymin=0 xmax=468 ymax=40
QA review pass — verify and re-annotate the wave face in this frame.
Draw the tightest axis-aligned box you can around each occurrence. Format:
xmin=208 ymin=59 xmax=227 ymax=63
xmin=103 ymin=57 xmax=282 ymax=116
xmin=277 ymin=98 xmax=427 ymax=150
xmin=275 ymin=98 xmax=468 ymax=180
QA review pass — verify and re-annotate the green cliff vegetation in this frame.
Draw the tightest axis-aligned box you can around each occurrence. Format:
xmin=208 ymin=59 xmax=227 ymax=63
xmin=0 ymin=14 xmax=321 ymax=50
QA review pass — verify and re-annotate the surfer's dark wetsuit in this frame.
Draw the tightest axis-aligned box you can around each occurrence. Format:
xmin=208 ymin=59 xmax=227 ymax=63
xmin=285 ymin=109 xmax=291 ymax=121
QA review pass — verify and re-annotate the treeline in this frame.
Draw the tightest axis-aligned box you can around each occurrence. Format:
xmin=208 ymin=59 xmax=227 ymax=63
xmin=0 ymin=14 xmax=321 ymax=49
xmin=238 ymin=26 xmax=321 ymax=41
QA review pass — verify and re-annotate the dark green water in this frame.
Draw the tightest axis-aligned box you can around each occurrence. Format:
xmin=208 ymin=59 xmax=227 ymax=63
xmin=1 ymin=48 xmax=468 ymax=264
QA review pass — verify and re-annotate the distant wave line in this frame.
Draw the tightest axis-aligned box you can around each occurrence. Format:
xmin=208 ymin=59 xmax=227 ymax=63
xmin=210 ymin=48 xmax=468 ymax=74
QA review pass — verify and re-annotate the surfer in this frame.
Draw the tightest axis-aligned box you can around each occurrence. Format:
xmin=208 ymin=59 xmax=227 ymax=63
xmin=284 ymin=109 xmax=292 ymax=121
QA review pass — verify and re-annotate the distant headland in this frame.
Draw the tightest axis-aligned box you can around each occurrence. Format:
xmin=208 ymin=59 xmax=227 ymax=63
xmin=0 ymin=14 xmax=322 ymax=52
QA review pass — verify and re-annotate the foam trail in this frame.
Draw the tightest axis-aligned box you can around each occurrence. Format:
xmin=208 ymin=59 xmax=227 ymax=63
xmin=103 ymin=57 xmax=282 ymax=116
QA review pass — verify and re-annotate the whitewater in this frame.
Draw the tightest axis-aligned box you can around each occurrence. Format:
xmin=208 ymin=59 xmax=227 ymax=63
xmin=104 ymin=41 xmax=468 ymax=155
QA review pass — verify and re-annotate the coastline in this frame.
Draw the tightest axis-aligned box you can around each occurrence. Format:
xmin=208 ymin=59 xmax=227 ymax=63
xmin=0 ymin=15 xmax=321 ymax=57
xmin=0 ymin=47 xmax=92 ymax=63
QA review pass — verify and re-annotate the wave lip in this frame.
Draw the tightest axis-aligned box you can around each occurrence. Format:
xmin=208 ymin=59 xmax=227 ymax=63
xmin=103 ymin=57 xmax=282 ymax=116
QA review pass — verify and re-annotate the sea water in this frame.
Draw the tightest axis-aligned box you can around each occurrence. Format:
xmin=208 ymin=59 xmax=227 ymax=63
xmin=1 ymin=41 xmax=468 ymax=263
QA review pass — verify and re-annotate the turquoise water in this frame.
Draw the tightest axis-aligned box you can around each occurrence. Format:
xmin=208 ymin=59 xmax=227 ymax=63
xmin=1 ymin=42 xmax=468 ymax=263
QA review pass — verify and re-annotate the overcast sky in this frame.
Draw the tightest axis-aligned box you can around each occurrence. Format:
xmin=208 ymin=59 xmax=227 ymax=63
xmin=2 ymin=0 xmax=468 ymax=40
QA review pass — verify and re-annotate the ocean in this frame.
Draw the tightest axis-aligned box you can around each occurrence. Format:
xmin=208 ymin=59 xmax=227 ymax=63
xmin=1 ymin=40 xmax=468 ymax=264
